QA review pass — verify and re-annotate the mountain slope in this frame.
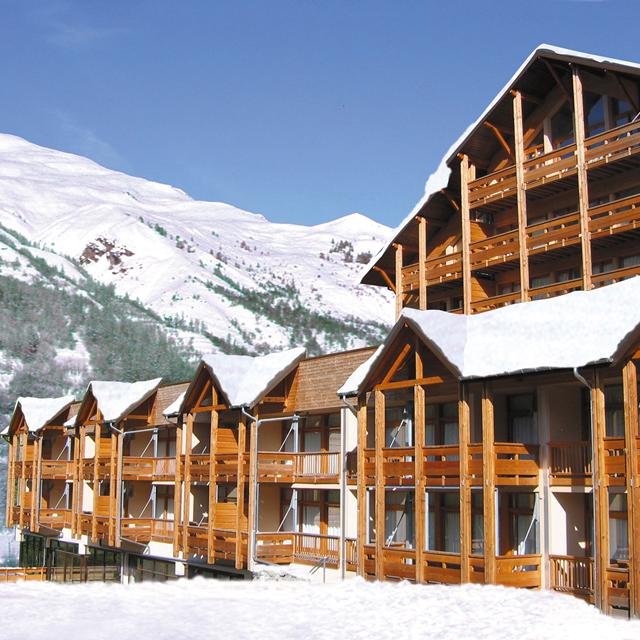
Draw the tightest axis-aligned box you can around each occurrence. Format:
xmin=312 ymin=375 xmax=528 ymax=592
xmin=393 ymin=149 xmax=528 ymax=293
xmin=0 ymin=134 xmax=394 ymax=356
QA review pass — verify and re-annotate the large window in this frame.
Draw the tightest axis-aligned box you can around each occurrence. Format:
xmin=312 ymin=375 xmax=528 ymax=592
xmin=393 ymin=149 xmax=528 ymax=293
xmin=385 ymin=391 xmax=414 ymax=447
xmin=609 ymin=493 xmax=629 ymax=564
xmin=501 ymin=492 xmax=539 ymax=556
xmin=507 ymin=394 xmax=537 ymax=443
xmin=385 ymin=490 xmax=414 ymax=548
xmin=605 ymin=385 xmax=625 ymax=438
xmin=426 ymin=402 xmax=458 ymax=445
xmin=427 ymin=491 xmax=459 ymax=553
xmin=19 ymin=534 xmax=44 ymax=568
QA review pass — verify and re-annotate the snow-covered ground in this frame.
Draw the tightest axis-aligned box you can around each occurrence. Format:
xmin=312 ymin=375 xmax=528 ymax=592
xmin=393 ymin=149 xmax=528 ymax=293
xmin=1 ymin=578 xmax=639 ymax=639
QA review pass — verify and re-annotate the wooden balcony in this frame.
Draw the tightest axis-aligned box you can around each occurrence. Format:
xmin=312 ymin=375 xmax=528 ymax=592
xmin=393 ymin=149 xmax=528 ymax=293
xmin=382 ymin=546 xmax=416 ymax=581
xmin=0 ymin=567 xmax=46 ymax=583
xmin=468 ymin=120 xmax=640 ymax=211
xmin=214 ymin=452 xmax=248 ymax=482
xmin=121 ymin=518 xmax=175 ymax=544
xmin=256 ymin=532 xmax=340 ymax=567
xmin=41 ymin=460 xmax=72 ymax=480
xmin=122 ymin=457 xmax=176 ymax=481
xmin=495 ymin=443 xmax=539 ymax=486
xmin=603 ymin=437 xmax=626 ymax=486
xmin=549 ymin=554 xmax=594 ymax=602
xmin=470 ymin=291 xmax=521 ymax=314
xmin=39 ymin=508 xmax=72 ymax=530
xmin=346 ymin=537 xmax=357 ymax=571
xmin=382 ymin=447 xmax=415 ymax=485
xmin=79 ymin=513 xmax=92 ymax=536
xmin=81 ymin=459 xmax=94 ymax=480
xmin=549 ymin=441 xmax=592 ymax=486
xmin=402 ymin=251 xmax=464 ymax=291
xmin=423 ymin=550 xmax=462 ymax=584
xmin=187 ymin=454 xmax=210 ymax=481
xmin=423 ymin=445 xmax=460 ymax=487
xmin=363 ymin=544 xmax=376 ymax=579
xmin=589 ymin=192 xmax=640 ymax=241
xmin=495 ymin=554 xmax=542 ymax=588
xmin=606 ymin=565 xmax=631 ymax=612
xmin=257 ymin=451 xmax=340 ymax=484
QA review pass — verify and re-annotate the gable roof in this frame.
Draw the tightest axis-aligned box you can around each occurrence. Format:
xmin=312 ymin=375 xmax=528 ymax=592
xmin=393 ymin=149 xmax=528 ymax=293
xmin=340 ymin=277 xmax=640 ymax=395
xmin=360 ymin=44 xmax=640 ymax=287
xmin=7 ymin=395 xmax=75 ymax=435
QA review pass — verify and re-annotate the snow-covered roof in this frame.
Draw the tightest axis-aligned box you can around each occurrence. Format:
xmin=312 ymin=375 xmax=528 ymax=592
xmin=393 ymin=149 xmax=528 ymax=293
xmin=163 ymin=391 xmax=186 ymax=418
xmin=10 ymin=396 xmax=75 ymax=433
xmin=360 ymin=44 xmax=640 ymax=286
xmin=1 ymin=425 xmax=9 ymax=436
xmin=340 ymin=278 xmax=640 ymax=395
xmin=88 ymin=378 xmax=162 ymax=423
xmin=182 ymin=347 xmax=306 ymax=410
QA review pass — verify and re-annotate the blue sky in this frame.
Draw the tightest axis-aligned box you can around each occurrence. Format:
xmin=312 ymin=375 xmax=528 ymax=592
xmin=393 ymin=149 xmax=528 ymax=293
xmin=0 ymin=0 xmax=636 ymax=227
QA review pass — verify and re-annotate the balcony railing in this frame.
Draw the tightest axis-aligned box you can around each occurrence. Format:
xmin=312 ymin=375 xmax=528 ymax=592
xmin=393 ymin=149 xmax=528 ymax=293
xmin=41 ymin=460 xmax=72 ymax=479
xmin=423 ymin=445 xmax=460 ymax=487
xmin=550 ymin=555 xmax=594 ymax=601
xmin=382 ymin=447 xmax=415 ymax=485
xmin=589 ymin=192 xmax=640 ymax=240
xmin=121 ymin=518 xmax=175 ymax=543
xmin=39 ymin=508 xmax=72 ymax=530
xmin=187 ymin=454 xmax=210 ymax=481
xmin=401 ymin=251 xmax=463 ymax=290
xmin=549 ymin=441 xmax=592 ymax=486
xmin=0 ymin=567 xmax=46 ymax=583
xmin=122 ymin=457 xmax=176 ymax=481
xmin=423 ymin=550 xmax=462 ymax=584
xmin=257 ymin=451 xmax=341 ymax=483
xmin=603 ymin=437 xmax=626 ymax=486
xmin=494 ymin=443 xmax=539 ymax=486
xmin=256 ymin=532 xmax=340 ymax=567
xmin=496 ymin=554 xmax=542 ymax=588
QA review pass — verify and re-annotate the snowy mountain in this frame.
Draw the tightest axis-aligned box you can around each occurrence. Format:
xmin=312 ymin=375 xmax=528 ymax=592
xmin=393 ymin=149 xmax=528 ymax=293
xmin=0 ymin=133 xmax=393 ymax=375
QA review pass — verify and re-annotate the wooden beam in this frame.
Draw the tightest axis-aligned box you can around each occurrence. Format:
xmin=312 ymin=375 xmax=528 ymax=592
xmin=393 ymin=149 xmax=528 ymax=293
xmin=191 ymin=404 xmax=227 ymax=414
xmin=418 ymin=217 xmax=427 ymax=311
xmin=235 ymin=415 xmax=247 ymax=570
xmin=375 ymin=376 xmax=446 ymax=391
xmin=356 ymin=396 xmax=367 ymax=577
xmin=458 ymin=382 xmax=471 ymax=583
xmin=460 ymin=156 xmax=472 ymax=314
xmin=483 ymin=121 xmax=514 ymax=160
xmin=572 ymin=67 xmax=593 ymax=290
xmin=247 ymin=410 xmax=259 ymax=571
xmin=439 ymin=189 xmax=460 ymax=211
xmin=208 ymin=393 xmax=219 ymax=565
xmin=623 ymin=361 xmax=640 ymax=616
xmin=109 ymin=428 xmax=117 ymax=546
xmin=373 ymin=266 xmax=396 ymax=293
xmin=414 ymin=343 xmax=426 ymax=583
xmin=114 ymin=428 xmax=123 ymax=547
xmin=482 ymin=382 xmax=496 ymax=584
xmin=374 ymin=389 xmax=385 ymax=580
xmin=173 ymin=419 xmax=183 ymax=557
xmin=544 ymin=60 xmax=572 ymax=104
xmin=382 ymin=343 xmax=412 ymax=385
xmin=513 ymin=90 xmax=530 ymax=302
xmin=182 ymin=413 xmax=194 ymax=555
xmin=394 ymin=244 xmax=403 ymax=320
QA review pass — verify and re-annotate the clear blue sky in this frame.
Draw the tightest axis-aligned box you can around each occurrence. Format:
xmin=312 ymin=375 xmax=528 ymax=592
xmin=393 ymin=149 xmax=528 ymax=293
xmin=0 ymin=0 xmax=637 ymax=227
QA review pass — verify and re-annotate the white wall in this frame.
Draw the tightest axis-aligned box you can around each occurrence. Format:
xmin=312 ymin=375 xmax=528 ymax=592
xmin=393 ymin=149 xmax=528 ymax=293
xmin=548 ymin=491 xmax=590 ymax=556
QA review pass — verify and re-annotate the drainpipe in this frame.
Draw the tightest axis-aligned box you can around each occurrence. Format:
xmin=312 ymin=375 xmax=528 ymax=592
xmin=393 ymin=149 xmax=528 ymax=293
xmin=340 ymin=396 xmax=358 ymax=580
xmin=241 ymin=407 xmax=301 ymax=571
xmin=573 ymin=367 xmax=599 ymax=608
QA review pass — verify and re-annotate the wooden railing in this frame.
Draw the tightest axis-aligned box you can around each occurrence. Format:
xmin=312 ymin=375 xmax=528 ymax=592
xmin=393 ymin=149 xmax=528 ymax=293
xmin=79 ymin=513 xmax=92 ymax=536
xmin=423 ymin=445 xmax=460 ymax=487
xmin=294 ymin=533 xmax=339 ymax=567
xmin=382 ymin=447 xmax=415 ymax=485
xmin=401 ymin=251 xmax=464 ymax=291
xmin=423 ymin=550 xmax=462 ymax=584
xmin=346 ymin=538 xmax=357 ymax=571
xmin=0 ymin=567 xmax=46 ymax=583
xmin=496 ymin=554 xmax=542 ymax=588
xmin=257 ymin=451 xmax=341 ymax=483
xmin=214 ymin=452 xmax=248 ymax=481
xmin=256 ymin=532 xmax=341 ymax=567
xmin=526 ymin=211 xmax=581 ymax=254
xmin=470 ymin=291 xmax=520 ymax=314
xmin=494 ymin=443 xmax=539 ymax=486
xmin=468 ymin=443 xmax=483 ymax=486
xmin=121 ymin=518 xmax=176 ymax=543
xmin=81 ymin=459 xmax=94 ymax=480
xmin=585 ymin=119 xmax=640 ymax=168
xmin=529 ymin=277 xmax=583 ymax=301
xmin=549 ymin=555 xmax=594 ymax=601
xmin=603 ymin=437 xmax=626 ymax=486
xmin=363 ymin=544 xmax=376 ymax=579
xmin=122 ymin=457 xmax=176 ymax=481
xmin=592 ymin=263 xmax=640 ymax=287
xmin=606 ymin=565 xmax=630 ymax=611
xmin=187 ymin=454 xmax=210 ymax=481
xmin=549 ymin=441 xmax=592 ymax=486
xmin=469 ymin=229 xmax=519 ymax=270
xmin=41 ymin=459 xmax=72 ymax=479
xmin=40 ymin=508 xmax=72 ymax=529
xmin=589 ymin=192 xmax=640 ymax=240
xmin=186 ymin=524 xmax=209 ymax=555
xmin=469 ymin=554 xmax=485 ymax=583
xmin=363 ymin=449 xmax=375 ymax=485
xmin=255 ymin=532 xmax=295 ymax=564
xmin=382 ymin=546 xmax=417 ymax=582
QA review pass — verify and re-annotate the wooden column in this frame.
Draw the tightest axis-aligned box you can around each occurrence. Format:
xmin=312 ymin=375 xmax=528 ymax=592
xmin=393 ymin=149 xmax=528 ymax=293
xmin=182 ymin=413 xmax=194 ymax=555
xmin=207 ymin=391 xmax=219 ymax=565
xmin=418 ymin=217 xmax=428 ymax=311
xmin=247 ymin=410 xmax=258 ymax=571
xmin=623 ymin=360 xmax=640 ymax=616
xmin=91 ymin=425 xmax=99 ymax=542
xmin=235 ymin=415 xmax=247 ymax=570
xmin=592 ymin=369 xmax=609 ymax=612
xmin=458 ymin=382 xmax=471 ymax=582
xmin=114 ymin=428 xmax=123 ymax=548
xmin=5 ymin=434 xmax=15 ymax=527
xmin=460 ymin=155 xmax=472 ymax=314
xmin=75 ymin=425 xmax=86 ymax=535
xmin=356 ymin=396 xmax=367 ymax=577
xmin=18 ymin=432 xmax=26 ymax=529
xmin=108 ymin=428 xmax=118 ymax=546
xmin=30 ymin=436 xmax=40 ymax=532
xmin=374 ymin=388 xmax=385 ymax=580
xmin=572 ymin=67 xmax=593 ymax=290
xmin=414 ymin=343 xmax=426 ymax=582
xmin=482 ymin=383 xmax=496 ymax=584
xmin=394 ymin=244 xmax=403 ymax=320
xmin=513 ymin=90 xmax=530 ymax=302
xmin=173 ymin=418 xmax=183 ymax=557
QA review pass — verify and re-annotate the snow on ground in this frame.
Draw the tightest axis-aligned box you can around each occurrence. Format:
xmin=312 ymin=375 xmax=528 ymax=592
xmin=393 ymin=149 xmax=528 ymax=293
xmin=1 ymin=578 xmax=639 ymax=640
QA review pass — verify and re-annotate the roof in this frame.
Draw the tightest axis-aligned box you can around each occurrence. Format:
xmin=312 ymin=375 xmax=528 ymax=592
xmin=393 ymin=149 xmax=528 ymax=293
xmin=180 ymin=347 xmax=306 ymax=412
xmin=85 ymin=378 xmax=162 ymax=423
xmin=9 ymin=396 xmax=75 ymax=434
xmin=360 ymin=44 xmax=640 ymax=287
xmin=290 ymin=346 xmax=378 ymax=412
xmin=340 ymin=277 xmax=640 ymax=395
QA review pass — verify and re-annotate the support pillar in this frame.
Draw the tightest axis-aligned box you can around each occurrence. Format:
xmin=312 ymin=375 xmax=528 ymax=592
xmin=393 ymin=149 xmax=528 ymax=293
xmin=356 ymin=396 xmax=367 ymax=577
xmin=182 ymin=413 xmax=194 ymax=555
xmin=418 ymin=216 xmax=428 ymax=311
xmin=414 ymin=343 xmax=426 ymax=582
xmin=235 ymin=415 xmax=247 ymax=570
xmin=459 ymin=382 xmax=471 ymax=582
xmin=374 ymin=388 xmax=385 ymax=580
xmin=460 ymin=155 xmax=473 ymax=314
xmin=513 ymin=90 xmax=530 ymax=302
xmin=482 ymin=382 xmax=496 ymax=584
xmin=394 ymin=244 xmax=403 ymax=320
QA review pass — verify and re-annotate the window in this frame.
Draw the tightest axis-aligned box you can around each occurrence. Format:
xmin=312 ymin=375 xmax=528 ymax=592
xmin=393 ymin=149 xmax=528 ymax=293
xmin=585 ymin=93 xmax=605 ymax=137
xmin=551 ymin=104 xmax=575 ymax=149
xmin=507 ymin=394 xmax=537 ymax=443
xmin=605 ymin=385 xmax=625 ymax=438
xmin=504 ymin=492 xmax=539 ymax=556
xmin=425 ymin=402 xmax=458 ymax=446
xmin=385 ymin=490 xmax=414 ymax=548
xmin=609 ymin=493 xmax=628 ymax=564
xmin=385 ymin=392 xmax=414 ymax=447
xmin=427 ymin=492 xmax=459 ymax=553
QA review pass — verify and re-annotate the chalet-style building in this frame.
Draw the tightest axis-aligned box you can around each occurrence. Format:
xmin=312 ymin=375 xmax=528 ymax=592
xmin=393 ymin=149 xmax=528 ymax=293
xmin=4 ymin=44 xmax=640 ymax=620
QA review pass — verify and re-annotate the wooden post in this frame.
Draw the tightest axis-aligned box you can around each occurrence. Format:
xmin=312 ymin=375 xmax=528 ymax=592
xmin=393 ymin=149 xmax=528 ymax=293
xmin=459 ymin=382 xmax=471 ymax=583
xmin=77 ymin=425 xmax=86 ymax=536
xmin=92 ymin=425 xmax=99 ymax=542
xmin=513 ymin=90 xmax=530 ymax=302
xmin=173 ymin=419 xmax=183 ymax=557
xmin=592 ymin=369 xmax=608 ymax=612
xmin=356 ymin=396 xmax=367 ymax=577
xmin=108 ymin=428 xmax=118 ymax=546
xmin=414 ymin=343 xmax=426 ymax=582
xmin=623 ymin=360 xmax=640 ymax=616
xmin=207 ymin=391 xmax=219 ymax=565
xmin=482 ymin=383 xmax=496 ymax=584
xmin=182 ymin=413 xmax=194 ymax=555
xmin=5 ymin=434 xmax=15 ymax=527
xmin=114 ymin=428 xmax=123 ymax=548
xmin=30 ymin=436 xmax=40 ymax=532
xmin=18 ymin=432 xmax=26 ymax=530
xmin=572 ymin=67 xmax=593 ymax=291
xmin=235 ymin=415 xmax=247 ymax=570
xmin=394 ymin=244 xmax=403 ymax=320
xmin=418 ymin=217 xmax=428 ymax=311
xmin=374 ymin=388 xmax=385 ymax=580
xmin=460 ymin=155 xmax=472 ymax=314
xmin=247 ymin=410 xmax=258 ymax=571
